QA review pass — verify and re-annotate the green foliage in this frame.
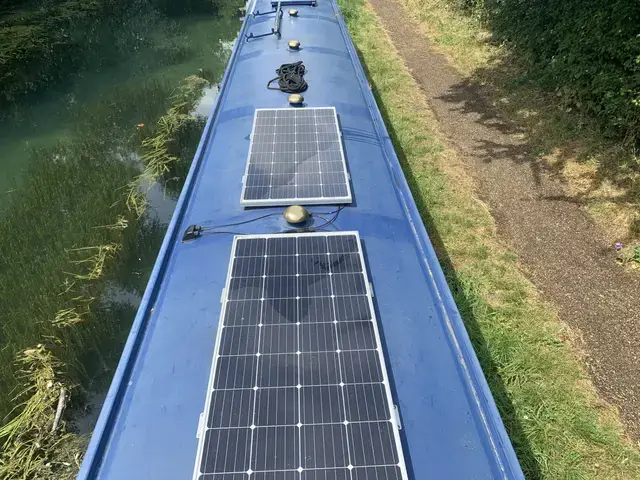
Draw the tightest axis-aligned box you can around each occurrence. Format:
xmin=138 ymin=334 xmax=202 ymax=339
xmin=618 ymin=244 xmax=640 ymax=266
xmin=448 ymin=0 xmax=640 ymax=142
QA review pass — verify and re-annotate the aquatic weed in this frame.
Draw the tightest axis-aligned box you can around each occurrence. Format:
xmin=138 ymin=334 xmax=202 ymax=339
xmin=0 ymin=71 xmax=213 ymax=478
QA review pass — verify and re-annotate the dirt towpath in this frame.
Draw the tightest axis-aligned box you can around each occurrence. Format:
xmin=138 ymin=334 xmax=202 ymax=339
xmin=367 ymin=0 xmax=640 ymax=439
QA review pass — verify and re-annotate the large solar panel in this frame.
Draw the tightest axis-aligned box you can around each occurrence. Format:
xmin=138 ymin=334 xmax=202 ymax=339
xmin=240 ymin=107 xmax=352 ymax=206
xmin=193 ymin=232 xmax=408 ymax=480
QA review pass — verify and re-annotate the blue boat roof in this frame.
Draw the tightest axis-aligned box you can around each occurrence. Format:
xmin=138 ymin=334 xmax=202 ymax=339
xmin=79 ymin=1 xmax=524 ymax=478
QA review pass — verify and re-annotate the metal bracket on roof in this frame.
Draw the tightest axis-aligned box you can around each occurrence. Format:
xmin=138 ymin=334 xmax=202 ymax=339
xmin=246 ymin=2 xmax=283 ymax=41
xmin=196 ymin=412 xmax=205 ymax=439
xmin=252 ymin=7 xmax=277 ymax=16
xmin=271 ymin=0 xmax=316 ymax=5
xmin=394 ymin=405 xmax=403 ymax=430
xmin=182 ymin=224 xmax=203 ymax=242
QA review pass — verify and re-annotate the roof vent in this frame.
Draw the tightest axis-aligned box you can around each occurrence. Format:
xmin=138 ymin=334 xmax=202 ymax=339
xmin=283 ymin=205 xmax=309 ymax=224
xmin=288 ymin=93 xmax=304 ymax=105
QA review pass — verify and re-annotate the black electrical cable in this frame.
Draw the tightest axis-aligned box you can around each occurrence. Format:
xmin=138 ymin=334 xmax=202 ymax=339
xmin=313 ymin=216 xmax=339 ymax=231
xmin=314 ymin=207 xmax=342 ymax=216
xmin=313 ymin=206 xmax=344 ymax=231
xmin=200 ymin=207 xmax=341 ymax=232
xmin=266 ymin=61 xmax=308 ymax=93
xmin=200 ymin=212 xmax=281 ymax=231
xmin=186 ymin=206 xmax=344 ymax=240
xmin=203 ymin=231 xmax=249 ymax=236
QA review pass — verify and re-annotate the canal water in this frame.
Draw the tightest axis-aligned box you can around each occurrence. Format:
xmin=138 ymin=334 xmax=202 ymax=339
xmin=0 ymin=1 xmax=243 ymax=433
xmin=1 ymin=8 xmax=240 ymax=199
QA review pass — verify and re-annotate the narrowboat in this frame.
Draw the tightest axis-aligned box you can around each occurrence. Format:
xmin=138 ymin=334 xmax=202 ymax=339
xmin=78 ymin=1 xmax=524 ymax=478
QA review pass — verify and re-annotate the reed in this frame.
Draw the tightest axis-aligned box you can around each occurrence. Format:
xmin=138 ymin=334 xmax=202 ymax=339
xmin=0 ymin=346 xmax=85 ymax=479
xmin=130 ymin=74 xmax=209 ymax=213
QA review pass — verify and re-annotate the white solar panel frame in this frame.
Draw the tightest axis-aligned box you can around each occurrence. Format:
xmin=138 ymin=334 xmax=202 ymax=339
xmin=192 ymin=231 xmax=408 ymax=480
xmin=240 ymin=107 xmax=353 ymax=207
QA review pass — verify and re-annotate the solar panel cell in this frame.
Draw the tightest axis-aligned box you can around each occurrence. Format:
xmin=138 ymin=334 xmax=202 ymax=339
xmin=352 ymin=467 xmax=403 ymax=480
xmin=254 ymin=472 xmax=299 ymax=480
xmin=343 ymin=384 xmax=390 ymax=422
xmin=201 ymin=428 xmax=250 ymax=473
xmin=214 ymin=356 xmax=257 ymax=389
xmin=219 ymin=326 xmax=259 ymax=355
xmin=194 ymin=233 xmax=407 ymax=480
xmin=262 ymin=299 xmax=297 ymax=325
xmin=302 ymin=471 xmax=350 ymax=480
xmin=207 ymin=389 xmax=254 ymax=428
xmin=228 ymin=277 xmax=262 ymax=301
xmin=224 ymin=300 xmax=261 ymax=326
xmin=299 ymin=323 xmax=337 ymax=352
xmin=300 ymin=351 xmax=341 ymax=386
xmin=301 ymin=424 xmax=349 ymax=469
xmin=335 ymin=321 xmax=376 ymax=350
xmin=251 ymin=426 xmax=299 ymax=470
xmin=333 ymin=296 xmax=371 ymax=322
xmin=299 ymin=297 xmax=334 ymax=323
xmin=200 ymin=474 xmax=247 ymax=480
xmin=257 ymin=353 xmax=298 ymax=388
xmin=235 ymin=238 xmax=266 ymax=257
xmin=347 ymin=422 xmax=398 ymax=466
xmin=299 ymin=274 xmax=332 ymax=298
xmin=260 ymin=324 xmax=297 ymax=354
xmin=232 ymin=256 xmax=265 ymax=277
xmin=254 ymin=387 xmax=298 ymax=426
xmin=267 ymin=237 xmax=296 ymax=255
xmin=298 ymin=255 xmax=331 ymax=275
xmin=266 ymin=255 xmax=296 ymax=276
xmin=340 ymin=350 xmax=382 ymax=384
xmin=300 ymin=385 xmax=344 ymax=424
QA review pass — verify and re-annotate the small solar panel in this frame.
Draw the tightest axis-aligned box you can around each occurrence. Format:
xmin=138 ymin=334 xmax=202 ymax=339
xmin=193 ymin=232 xmax=408 ymax=480
xmin=240 ymin=107 xmax=352 ymax=206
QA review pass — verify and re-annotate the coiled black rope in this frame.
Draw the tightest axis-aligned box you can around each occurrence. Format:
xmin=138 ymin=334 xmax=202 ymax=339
xmin=266 ymin=61 xmax=308 ymax=93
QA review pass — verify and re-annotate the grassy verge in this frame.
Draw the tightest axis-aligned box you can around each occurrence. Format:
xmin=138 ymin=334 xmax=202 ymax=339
xmin=338 ymin=0 xmax=640 ymax=477
xmin=395 ymin=0 xmax=640 ymax=268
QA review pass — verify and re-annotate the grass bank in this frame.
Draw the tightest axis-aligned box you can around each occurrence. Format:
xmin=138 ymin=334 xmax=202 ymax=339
xmin=338 ymin=0 xmax=640 ymax=477
xmin=395 ymin=0 xmax=640 ymax=268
